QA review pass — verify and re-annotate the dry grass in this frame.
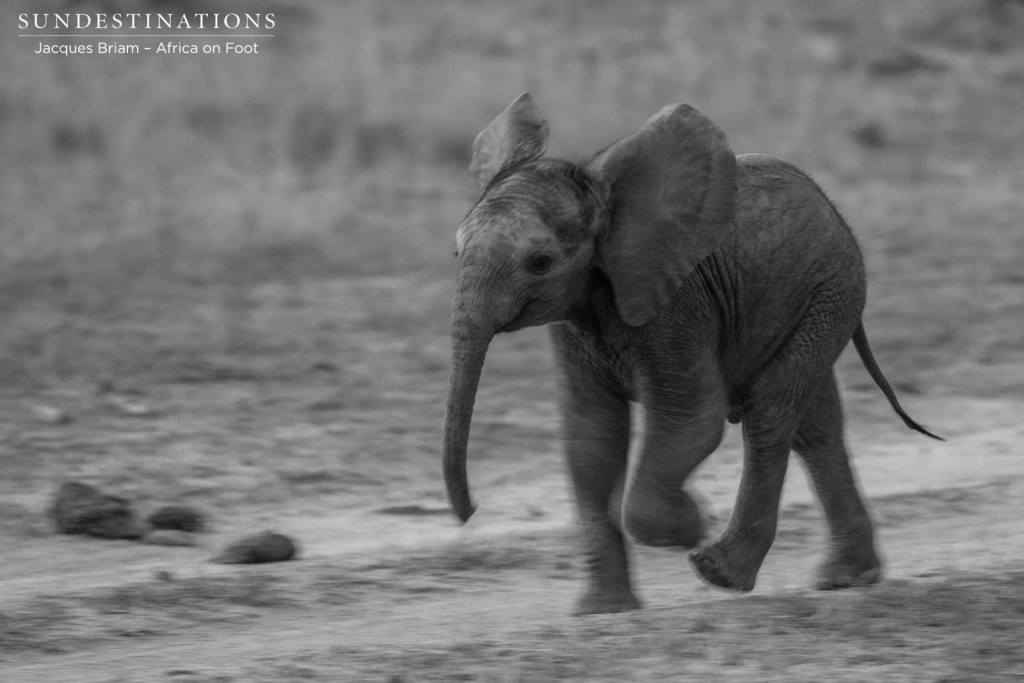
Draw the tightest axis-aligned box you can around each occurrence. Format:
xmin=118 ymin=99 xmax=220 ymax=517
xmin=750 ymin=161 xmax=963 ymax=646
xmin=2 ymin=0 xmax=1022 ymax=392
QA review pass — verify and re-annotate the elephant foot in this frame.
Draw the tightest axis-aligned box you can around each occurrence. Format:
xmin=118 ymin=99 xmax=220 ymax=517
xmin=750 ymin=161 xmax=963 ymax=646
xmin=688 ymin=538 xmax=763 ymax=591
xmin=816 ymin=548 xmax=882 ymax=590
xmin=573 ymin=586 xmax=642 ymax=616
xmin=622 ymin=488 xmax=704 ymax=548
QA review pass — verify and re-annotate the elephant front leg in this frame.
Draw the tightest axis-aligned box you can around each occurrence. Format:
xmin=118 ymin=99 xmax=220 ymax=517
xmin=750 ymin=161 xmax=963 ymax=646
xmin=621 ymin=377 xmax=728 ymax=550
xmin=620 ymin=428 xmax=712 ymax=550
xmin=563 ymin=389 xmax=639 ymax=615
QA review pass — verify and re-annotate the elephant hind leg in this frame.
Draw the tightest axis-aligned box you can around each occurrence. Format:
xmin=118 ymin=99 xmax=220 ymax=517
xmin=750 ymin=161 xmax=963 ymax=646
xmin=793 ymin=372 xmax=882 ymax=590
xmin=689 ymin=297 xmax=854 ymax=591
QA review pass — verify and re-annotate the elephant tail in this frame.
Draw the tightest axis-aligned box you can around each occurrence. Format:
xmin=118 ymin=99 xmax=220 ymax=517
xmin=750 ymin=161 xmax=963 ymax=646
xmin=852 ymin=323 xmax=945 ymax=441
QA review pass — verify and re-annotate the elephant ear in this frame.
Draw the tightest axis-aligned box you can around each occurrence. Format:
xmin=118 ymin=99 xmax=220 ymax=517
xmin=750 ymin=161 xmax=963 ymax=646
xmin=469 ymin=92 xmax=549 ymax=189
xmin=588 ymin=104 xmax=737 ymax=327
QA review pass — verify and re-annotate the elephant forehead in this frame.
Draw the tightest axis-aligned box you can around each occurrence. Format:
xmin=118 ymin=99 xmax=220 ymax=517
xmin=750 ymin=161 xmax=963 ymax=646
xmin=457 ymin=200 xmax=548 ymax=255
xmin=463 ymin=169 xmax=595 ymax=250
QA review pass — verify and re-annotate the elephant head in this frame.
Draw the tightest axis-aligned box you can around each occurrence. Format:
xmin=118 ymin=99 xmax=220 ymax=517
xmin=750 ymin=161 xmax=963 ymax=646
xmin=443 ymin=93 xmax=737 ymax=522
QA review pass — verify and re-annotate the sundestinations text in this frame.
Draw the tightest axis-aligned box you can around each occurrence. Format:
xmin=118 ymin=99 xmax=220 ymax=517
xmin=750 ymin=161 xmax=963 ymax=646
xmin=19 ymin=13 xmax=275 ymax=31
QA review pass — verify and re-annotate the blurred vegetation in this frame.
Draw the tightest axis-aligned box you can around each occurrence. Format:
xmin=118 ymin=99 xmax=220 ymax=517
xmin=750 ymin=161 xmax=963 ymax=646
xmin=1 ymin=0 xmax=1022 ymax=393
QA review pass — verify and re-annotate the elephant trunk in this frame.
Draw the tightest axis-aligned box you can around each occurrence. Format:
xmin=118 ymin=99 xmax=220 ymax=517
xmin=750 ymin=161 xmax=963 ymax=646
xmin=442 ymin=276 xmax=499 ymax=523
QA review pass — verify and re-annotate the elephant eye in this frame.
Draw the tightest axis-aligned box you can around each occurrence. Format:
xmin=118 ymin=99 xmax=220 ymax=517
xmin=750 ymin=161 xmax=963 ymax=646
xmin=525 ymin=252 xmax=554 ymax=275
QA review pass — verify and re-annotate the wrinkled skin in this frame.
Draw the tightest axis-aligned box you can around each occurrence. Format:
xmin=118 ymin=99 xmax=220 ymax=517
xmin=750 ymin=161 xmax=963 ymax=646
xmin=442 ymin=94 xmax=939 ymax=616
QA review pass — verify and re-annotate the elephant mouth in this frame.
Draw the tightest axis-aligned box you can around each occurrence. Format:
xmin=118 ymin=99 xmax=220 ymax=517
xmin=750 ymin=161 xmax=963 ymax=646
xmin=497 ymin=299 xmax=549 ymax=333
xmin=497 ymin=314 xmax=529 ymax=334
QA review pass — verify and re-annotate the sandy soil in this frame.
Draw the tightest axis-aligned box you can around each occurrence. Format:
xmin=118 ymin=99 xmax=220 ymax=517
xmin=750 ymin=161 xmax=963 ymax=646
xmin=2 ymin=376 xmax=1022 ymax=682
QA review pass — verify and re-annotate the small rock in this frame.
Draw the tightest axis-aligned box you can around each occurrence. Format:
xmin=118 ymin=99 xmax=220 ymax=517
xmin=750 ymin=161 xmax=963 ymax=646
xmin=866 ymin=48 xmax=948 ymax=78
xmin=895 ymin=380 xmax=923 ymax=396
xmin=212 ymin=531 xmax=298 ymax=564
xmin=850 ymin=121 xmax=887 ymax=149
xmin=374 ymin=504 xmax=450 ymax=516
xmin=310 ymin=360 xmax=339 ymax=373
xmin=32 ymin=405 xmax=73 ymax=424
xmin=142 ymin=529 xmax=199 ymax=547
xmin=105 ymin=394 xmax=158 ymax=418
xmin=95 ymin=379 xmax=145 ymax=396
xmin=147 ymin=505 xmax=207 ymax=532
xmin=50 ymin=481 xmax=144 ymax=540
xmin=94 ymin=378 xmax=116 ymax=395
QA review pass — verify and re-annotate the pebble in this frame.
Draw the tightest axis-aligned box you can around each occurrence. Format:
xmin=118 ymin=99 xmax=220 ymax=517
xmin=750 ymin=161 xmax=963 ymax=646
xmin=212 ymin=531 xmax=298 ymax=564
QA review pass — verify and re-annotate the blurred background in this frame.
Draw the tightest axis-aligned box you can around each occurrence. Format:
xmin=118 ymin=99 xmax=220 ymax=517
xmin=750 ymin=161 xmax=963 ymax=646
xmin=0 ymin=0 xmax=1022 ymax=512
xmin=2 ymin=0 xmax=1022 ymax=389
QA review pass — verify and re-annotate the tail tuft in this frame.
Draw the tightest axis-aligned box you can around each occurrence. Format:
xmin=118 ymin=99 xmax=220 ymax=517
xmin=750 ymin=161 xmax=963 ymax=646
xmin=852 ymin=324 xmax=944 ymax=442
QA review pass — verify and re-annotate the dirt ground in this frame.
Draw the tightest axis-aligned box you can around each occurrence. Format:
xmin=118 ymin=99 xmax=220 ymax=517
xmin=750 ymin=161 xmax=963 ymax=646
xmin=2 ymin=394 xmax=1023 ymax=683
xmin=3 ymin=1 xmax=1024 ymax=681
xmin=1 ymin=278 xmax=1022 ymax=682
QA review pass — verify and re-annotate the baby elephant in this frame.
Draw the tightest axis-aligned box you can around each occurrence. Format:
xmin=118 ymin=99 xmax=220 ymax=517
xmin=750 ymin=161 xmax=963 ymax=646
xmin=441 ymin=93 xmax=940 ymax=615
